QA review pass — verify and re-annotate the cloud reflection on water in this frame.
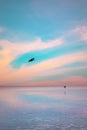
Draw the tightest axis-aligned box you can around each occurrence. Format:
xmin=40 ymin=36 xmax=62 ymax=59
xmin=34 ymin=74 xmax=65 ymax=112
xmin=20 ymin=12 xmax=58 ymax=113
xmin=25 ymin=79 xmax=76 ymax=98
xmin=0 ymin=87 xmax=87 ymax=109
xmin=0 ymin=87 xmax=87 ymax=130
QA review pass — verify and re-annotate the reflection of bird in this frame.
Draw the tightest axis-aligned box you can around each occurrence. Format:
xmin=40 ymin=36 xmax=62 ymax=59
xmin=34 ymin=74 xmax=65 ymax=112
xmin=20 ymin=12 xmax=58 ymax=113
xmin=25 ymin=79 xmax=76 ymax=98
xmin=28 ymin=58 xmax=35 ymax=62
xmin=64 ymin=85 xmax=67 ymax=95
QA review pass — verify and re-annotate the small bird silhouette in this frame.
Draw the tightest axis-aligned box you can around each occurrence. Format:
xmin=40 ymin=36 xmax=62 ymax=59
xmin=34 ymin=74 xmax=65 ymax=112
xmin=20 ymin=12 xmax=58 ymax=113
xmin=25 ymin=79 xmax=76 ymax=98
xmin=28 ymin=58 xmax=35 ymax=62
xmin=64 ymin=85 xmax=66 ymax=88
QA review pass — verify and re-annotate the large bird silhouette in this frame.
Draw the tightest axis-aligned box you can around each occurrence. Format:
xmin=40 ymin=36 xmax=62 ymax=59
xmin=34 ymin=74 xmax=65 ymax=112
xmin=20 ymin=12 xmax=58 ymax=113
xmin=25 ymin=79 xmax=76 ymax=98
xmin=28 ymin=58 xmax=35 ymax=62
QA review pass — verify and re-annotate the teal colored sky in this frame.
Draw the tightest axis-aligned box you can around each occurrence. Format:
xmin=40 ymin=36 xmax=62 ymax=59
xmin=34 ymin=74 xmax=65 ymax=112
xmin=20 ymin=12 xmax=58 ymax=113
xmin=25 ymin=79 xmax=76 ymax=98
xmin=0 ymin=0 xmax=87 ymax=87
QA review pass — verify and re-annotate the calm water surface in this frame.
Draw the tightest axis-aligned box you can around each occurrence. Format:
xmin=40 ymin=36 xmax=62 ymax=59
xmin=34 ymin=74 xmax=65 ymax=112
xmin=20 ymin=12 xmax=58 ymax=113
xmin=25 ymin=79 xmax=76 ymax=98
xmin=0 ymin=87 xmax=87 ymax=130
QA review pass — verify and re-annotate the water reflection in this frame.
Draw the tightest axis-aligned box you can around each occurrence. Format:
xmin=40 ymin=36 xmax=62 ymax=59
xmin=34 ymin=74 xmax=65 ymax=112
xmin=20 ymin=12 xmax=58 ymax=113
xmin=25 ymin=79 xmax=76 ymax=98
xmin=0 ymin=87 xmax=87 ymax=130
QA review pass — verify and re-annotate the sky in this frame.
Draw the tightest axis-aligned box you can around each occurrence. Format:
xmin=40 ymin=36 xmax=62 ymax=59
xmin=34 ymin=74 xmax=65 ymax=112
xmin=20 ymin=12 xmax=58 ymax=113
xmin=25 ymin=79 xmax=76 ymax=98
xmin=0 ymin=0 xmax=87 ymax=87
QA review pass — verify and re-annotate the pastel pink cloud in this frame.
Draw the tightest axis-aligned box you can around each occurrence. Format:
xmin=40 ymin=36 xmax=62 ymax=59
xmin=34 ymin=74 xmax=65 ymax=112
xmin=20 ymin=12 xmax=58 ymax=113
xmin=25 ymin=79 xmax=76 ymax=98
xmin=72 ymin=25 xmax=87 ymax=42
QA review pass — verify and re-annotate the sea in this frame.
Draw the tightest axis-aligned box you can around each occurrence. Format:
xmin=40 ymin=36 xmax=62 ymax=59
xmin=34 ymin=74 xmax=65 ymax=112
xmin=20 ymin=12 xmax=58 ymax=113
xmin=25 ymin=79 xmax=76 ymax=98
xmin=0 ymin=87 xmax=87 ymax=130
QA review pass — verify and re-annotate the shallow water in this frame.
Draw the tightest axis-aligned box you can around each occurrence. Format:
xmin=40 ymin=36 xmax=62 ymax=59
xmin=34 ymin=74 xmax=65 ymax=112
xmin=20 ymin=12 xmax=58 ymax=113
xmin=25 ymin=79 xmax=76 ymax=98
xmin=0 ymin=87 xmax=87 ymax=130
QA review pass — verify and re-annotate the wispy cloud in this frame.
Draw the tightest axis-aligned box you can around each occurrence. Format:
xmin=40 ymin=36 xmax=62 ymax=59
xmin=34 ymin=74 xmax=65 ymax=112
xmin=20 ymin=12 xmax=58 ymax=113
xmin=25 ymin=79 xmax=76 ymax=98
xmin=0 ymin=26 xmax=6 ymax=33
xmin=0 ymin=37 xmax=63 ymax=58
xmin=0 ymin=0 xmax=87 ymax=87
xmin=71 ymin=25 xmax=87 ymax=42
xmin=0 ymin=25 xmax=87 ymax=86
xmin=0 ymin=37 xmax=63 ymax=85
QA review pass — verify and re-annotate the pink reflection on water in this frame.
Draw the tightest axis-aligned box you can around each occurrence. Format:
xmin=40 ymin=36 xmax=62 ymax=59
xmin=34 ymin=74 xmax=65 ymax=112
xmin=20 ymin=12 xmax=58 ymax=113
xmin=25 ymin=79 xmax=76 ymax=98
xmin=0 ymin=87 xmax=87 ymax=112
